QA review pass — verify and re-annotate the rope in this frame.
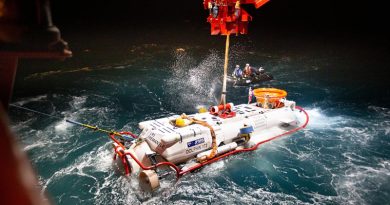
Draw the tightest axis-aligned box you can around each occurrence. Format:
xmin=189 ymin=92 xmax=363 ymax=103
xmin=10 ymin=104 xmax=124 ymax=138
xmin=10 ymin=104 xmax=63 ymax=120
xmin=220 ymin=33 xmax=230 ymax=105
xmin=180 ymin=114 xmax=218 ymax=161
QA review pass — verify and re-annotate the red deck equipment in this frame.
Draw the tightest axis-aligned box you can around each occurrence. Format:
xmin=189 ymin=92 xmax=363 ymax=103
xmin=203 ymin=0 xmax=270 ymax=35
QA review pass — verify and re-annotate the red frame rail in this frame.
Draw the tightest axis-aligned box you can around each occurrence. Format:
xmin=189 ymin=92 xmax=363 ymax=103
xmin=111 ymin=106 xmax=309 ymax=179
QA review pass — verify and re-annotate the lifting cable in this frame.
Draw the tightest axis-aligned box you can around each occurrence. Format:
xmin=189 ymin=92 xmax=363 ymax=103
xmin=219 ymin=33 xmax=230 ymax=105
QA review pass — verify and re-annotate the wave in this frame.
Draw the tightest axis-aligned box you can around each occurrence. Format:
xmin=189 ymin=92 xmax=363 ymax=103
xmin=13 ymin=95 xmax=48 ymax=106
xmin=25 ymin=67 xmax=92 ymax=80
xmin=333 ymin=159 xmax=390 ymax=205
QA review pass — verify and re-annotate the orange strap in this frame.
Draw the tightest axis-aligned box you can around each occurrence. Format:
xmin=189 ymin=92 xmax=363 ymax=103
xmin=181 ymin=114 xmax=218 ymax=161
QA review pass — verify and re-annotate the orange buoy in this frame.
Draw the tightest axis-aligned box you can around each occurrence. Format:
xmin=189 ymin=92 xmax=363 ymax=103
xmin=253 ymin=88 xmax=287 ymax=108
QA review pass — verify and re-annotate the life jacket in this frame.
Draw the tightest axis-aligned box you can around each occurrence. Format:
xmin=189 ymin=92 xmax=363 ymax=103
xmin=244 ymin=67 xmax=251 ymax=75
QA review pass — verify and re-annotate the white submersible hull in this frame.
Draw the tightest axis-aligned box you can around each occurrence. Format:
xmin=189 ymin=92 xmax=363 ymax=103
xmin=111 ymin=94 xmax=309 ymax=191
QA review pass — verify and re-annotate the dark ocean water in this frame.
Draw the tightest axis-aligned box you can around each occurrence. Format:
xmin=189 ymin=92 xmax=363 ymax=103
xmin=9 ymin=28 xmax=390 ymax=204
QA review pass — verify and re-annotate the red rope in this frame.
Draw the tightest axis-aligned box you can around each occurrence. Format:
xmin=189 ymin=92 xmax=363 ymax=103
xmin=179 ymin=106 xmax=309 ymax=176
xmin=119 ymin=131 xmax=138 ymax=139
xmin=110 ymin=133 xmax=181 ymax=178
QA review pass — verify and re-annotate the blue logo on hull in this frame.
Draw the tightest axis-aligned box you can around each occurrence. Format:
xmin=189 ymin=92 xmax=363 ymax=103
xmin=187 ymin=138 xmax=205 ymax=147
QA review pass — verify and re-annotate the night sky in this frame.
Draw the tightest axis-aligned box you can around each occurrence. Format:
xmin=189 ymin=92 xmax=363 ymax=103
xmin=50 ymin=0 xmax=389 ymax=35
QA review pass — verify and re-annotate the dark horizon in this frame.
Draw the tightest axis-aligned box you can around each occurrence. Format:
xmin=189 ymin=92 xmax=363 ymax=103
xmin=13 ymin=0 xmax=389 ymax=85
xmin=51 ymin=0 xmax=389 ymax=35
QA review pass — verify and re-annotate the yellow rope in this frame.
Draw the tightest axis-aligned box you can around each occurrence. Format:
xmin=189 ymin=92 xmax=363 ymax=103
xmin=180 ymin=114 xmax=218 ymax=161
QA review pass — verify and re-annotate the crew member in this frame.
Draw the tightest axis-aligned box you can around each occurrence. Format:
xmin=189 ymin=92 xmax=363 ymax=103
xmin=243 ymin=63 xmax=252 ymax=77
xmin=208 ymin=1 xmax=213 ymax=15
xmin=232 ymin=64 xmax=243 ymax=78
xmin=234 ymin=0 xmax=240 ymax=19
xmin=212 ymin=4 xmax=219 ymax=18
xmin=258 ymin=66 xmax=265 ymax=74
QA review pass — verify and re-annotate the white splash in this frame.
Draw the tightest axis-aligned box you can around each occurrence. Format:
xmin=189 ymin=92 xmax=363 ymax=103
xmin=305 ymin=108 xmax=346 ymax=129
xmin=14 ymin=95 xmax=47 ymax=106
xmin=165 ymin=50 xmax=223 ymax=110
xmin=54 ymin=120 xmax=71 ymax=132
